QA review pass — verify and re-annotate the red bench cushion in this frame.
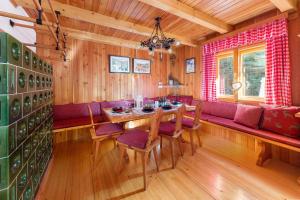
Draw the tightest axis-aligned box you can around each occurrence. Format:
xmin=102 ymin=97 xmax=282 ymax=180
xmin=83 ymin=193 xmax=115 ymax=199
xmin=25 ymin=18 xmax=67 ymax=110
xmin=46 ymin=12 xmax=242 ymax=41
xmin=262 ymin=107 xmax=300 ymax=138
xmin=54 ymin=117 xmax=91 ymax=129
xmin=206 ymin=116 xmax=300 ymax=148
xmin=100 ymin=100 xmax=133 ymax=109
xmin=167 ymin=95 xmax=193 ymax=105
xmin=234 ymin=104 xmax=263 ymax=129
xmin=210 ymin=101 xmax=237 ymax=120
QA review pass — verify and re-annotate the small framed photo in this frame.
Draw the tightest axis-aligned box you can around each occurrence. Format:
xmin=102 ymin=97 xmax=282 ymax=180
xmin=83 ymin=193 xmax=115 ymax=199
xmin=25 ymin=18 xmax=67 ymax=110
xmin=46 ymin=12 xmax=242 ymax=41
xmin=133 ymin=58 xmax=151 ymax=74
xmin=185 ymin=57 xmax=195 ymax=73
xmin=109 ymin=55 xmax=131 ymax=73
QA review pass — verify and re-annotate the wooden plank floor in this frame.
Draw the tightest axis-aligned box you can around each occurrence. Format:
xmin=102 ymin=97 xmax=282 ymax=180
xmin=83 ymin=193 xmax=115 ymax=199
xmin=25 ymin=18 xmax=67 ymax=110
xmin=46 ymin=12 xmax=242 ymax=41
xmin=36 ymin=132 xmax=300 ymax=200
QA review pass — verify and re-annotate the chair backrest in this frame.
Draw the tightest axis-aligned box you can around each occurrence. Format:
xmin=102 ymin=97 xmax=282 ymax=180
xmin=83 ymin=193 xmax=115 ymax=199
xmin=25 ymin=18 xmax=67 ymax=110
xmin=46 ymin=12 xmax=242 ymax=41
xmin=193 ymin=102 xmax=202 ymax=126
xmin=87 ymin=104 xmax=95 ymax=129
xmin=146 ymin=108 xmax=163 ymax=148
xmin=175 ymin=104 xmax=186 ymax=132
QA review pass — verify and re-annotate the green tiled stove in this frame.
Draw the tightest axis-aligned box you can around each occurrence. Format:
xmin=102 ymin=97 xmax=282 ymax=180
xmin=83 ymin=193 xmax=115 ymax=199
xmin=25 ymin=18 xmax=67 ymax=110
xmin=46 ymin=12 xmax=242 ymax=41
xmin=0 ymin=32 xmax=53 ymax=200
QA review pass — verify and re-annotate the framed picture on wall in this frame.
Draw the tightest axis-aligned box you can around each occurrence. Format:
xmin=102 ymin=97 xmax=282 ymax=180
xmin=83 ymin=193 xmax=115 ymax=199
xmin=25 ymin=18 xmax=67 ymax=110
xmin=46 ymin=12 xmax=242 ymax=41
xmin=109 ymin=55 xmax=131 ymax=73
xmin=133 ymin=58 xmax=151 ymax=74
xmin=185 ymin=57 xmax=195 ymax=73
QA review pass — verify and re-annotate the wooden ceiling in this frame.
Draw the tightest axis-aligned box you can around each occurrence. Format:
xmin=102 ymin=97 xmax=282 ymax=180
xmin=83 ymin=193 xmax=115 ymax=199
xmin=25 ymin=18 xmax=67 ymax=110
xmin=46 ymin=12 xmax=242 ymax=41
xmin=14 ymin=0 xmax=298 ymax=49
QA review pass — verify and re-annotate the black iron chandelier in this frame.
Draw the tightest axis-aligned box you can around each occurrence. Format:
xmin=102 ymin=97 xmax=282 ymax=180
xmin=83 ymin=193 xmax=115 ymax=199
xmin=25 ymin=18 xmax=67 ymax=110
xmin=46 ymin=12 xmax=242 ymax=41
xmin=141 ymin=17 xmax=177 ymax=53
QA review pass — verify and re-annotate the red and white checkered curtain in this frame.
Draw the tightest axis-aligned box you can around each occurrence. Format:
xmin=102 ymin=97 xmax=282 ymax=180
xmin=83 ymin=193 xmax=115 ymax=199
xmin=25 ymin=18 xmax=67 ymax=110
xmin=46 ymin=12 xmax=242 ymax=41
xmin=202 ymin=18 xmax=291 ymax=106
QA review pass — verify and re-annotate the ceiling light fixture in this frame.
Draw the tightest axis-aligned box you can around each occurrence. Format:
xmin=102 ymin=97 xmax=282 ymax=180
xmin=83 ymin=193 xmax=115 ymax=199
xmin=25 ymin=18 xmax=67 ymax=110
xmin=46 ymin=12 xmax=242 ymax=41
xmin=141 ymin=17 xmax=178 ymax=54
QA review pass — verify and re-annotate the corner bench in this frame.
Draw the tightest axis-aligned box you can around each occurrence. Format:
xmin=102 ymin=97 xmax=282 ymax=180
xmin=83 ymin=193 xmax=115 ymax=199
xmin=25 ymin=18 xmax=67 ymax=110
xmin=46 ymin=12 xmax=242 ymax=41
xmin=185 ymin=101 xmax=300 ymax=183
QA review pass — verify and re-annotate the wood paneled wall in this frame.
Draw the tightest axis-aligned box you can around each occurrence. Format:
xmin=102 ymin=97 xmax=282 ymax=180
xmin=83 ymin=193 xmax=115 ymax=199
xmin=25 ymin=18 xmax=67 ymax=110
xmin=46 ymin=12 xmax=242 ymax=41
xmin=171 ymin=46 xmax=202 ymax=99
xmin=37 ymin=31 xmax=172 ymax=105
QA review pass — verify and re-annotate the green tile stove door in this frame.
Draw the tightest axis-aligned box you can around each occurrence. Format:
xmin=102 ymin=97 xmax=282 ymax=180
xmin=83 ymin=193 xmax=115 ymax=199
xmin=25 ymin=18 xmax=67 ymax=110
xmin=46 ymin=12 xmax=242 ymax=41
xmin=23 ymin=94 xmax=32 ymax=115
xmin=28 ymin=73 xmax=35 ymax=91
xmin=0 ymin=123 xmax=16 ymax=158
xmin=22 ymin=46 xmax=31 ymax=69
xmin=0 ymin=64 xmax=16 ymax=94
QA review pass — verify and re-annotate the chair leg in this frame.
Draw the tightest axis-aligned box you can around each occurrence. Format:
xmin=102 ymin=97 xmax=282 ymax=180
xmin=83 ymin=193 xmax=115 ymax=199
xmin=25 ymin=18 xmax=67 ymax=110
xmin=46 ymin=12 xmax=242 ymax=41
xmin=196 ymin=129 xmax=202 ymax=147
xmin=94 ymin=141 xmax=101 ymax=163
xmin=189 ymin=131 xmax=195 ymax=155
xmin=177 ymin=137 xmax=183 ymax=157
xmin=91 ymin=140 xmax=95 ymax=155
xmin=117 ymin=146 xmax=126 ymax=173
xmin=169 ymin=140 xmax=175 ymax=169
xmin=113 ymin=139 xmax=117 ymax=148
xmin=153 ymin=146 xmax=159 ymax=172
xmin=160 ymin=136 xmax=163 ymax=149
xmin=141 ymin=152 xmax=149 ymax=191
xmin=134 ymin=150 xmax=137 ymax=160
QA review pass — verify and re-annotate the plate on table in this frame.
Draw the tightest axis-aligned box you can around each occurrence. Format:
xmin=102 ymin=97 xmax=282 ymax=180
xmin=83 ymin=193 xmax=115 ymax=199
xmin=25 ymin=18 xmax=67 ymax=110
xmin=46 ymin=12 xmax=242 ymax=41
xmin=112 ymin=107 xmax=123 ymax=113
xmin=142 ymin=107 xmax=154 ymax=113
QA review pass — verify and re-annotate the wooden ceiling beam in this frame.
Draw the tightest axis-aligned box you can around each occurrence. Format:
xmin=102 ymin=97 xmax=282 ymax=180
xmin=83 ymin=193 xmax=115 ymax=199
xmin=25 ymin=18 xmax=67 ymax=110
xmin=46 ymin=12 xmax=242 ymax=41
xmin=36 ymin=25 xmax=149 ymax=50
xmin=269 ymin=0 xmax=298 ymax=12
xmin=138 ymin=0 xmax=232 ymax=33
xmin=14 ymin=0 xmax=197 ymax=47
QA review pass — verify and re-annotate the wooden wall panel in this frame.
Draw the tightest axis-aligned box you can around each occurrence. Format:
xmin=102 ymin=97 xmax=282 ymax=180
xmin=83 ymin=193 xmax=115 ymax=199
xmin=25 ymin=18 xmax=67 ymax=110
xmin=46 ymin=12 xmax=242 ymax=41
xmin=171 ymin=46 xmax=202 ymax=98
xmin=36 ymin=31 xmax=171 ymax=105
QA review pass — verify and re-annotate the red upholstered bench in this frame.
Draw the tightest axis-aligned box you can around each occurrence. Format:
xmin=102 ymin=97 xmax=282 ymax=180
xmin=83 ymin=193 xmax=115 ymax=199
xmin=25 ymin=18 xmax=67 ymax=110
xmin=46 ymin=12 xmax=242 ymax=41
xmin=53 ymin=102 xmax=106 ymax=132
xmin=186 ymin=100 xmax=300 ymax=182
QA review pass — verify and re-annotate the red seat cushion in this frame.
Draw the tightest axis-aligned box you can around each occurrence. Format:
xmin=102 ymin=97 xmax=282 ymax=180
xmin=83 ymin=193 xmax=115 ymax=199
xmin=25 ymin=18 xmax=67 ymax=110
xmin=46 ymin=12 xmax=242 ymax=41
xmin=117 ymin=129 xmax=149 ymax=149
xmin=210 ymin=101 xmax=237 ymax=120
xmin=95 ymin=123 xmax=123 ymax=136
xmin=262 ymin=107 xmax=300 ymax=138
xmin=159 ymin=121 xmax=176 ymax=136
xmin=54 ymin=117 xmax=91 ymax=129
xmin=167 ymin=95 xmax=193 ymax=105
xmin=207 ymin=116 xmax=300 ymax=148
xmin=202 ymin=101 xmax=214 ymax=114
xmin=185 ymin=111 xmax=195 ymax=118
xmin=234 ymin=104 xmax=263 ymax=129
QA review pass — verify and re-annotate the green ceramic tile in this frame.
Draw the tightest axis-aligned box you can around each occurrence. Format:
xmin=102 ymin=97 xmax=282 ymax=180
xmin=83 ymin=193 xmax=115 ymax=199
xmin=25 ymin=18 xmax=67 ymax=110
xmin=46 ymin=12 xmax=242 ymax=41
xmin=27 ymin=153 xmax=36 ymax=180
xmin=32 ymin=93 xmax=38 ymax=111
xmin=43 ymin=62 xmax=48 ymax=75
xmin=41 ymin=76 xmax=45 ymax=89
xmin=0 ymin=147 xmax=22 ymax=190
xmin=17 ymin=68 xmax=28 ymax=93
xmin=0 ymin=64 xmax=16 ymax=94
xmin=0 ymin=33 xmax=22 ymax=66
xmin=0 ymin=180 xmax=17 ymax=200
xmin=22 ymin=45 xmax=31 ymax=69
xmin=31 ymin=53 xmax=38 ymax=72
xmin=27 ymin=112 xmax=35 ymax=135
xmin=31 ymin=131 xmax=39 ymax=151
xmin=22 ymin=137 xmax=32 ymax=164
xmin=0 ymin=94 xmax=22 ymax=126
xmin=38 ymin=92 xmax=43 ymax=107
xmin=16 ymin=117 xmax=28 ymax=146
xmin=22 ymin=93 xmax=32 ymax=116
xmin=38 ymin=59 xmax=43 ymax=73
xmin=17 ymin=164 xmax=28 ymax=199
xmin=28 ymin=72 xmax=35 ymax=92
xmin=23 ymin=179 xmax=33 ymax=200
xmin=0 ymin=123 xmax=16 ymax=158
xmin=35 ymin=74 xmax=40 ymax=90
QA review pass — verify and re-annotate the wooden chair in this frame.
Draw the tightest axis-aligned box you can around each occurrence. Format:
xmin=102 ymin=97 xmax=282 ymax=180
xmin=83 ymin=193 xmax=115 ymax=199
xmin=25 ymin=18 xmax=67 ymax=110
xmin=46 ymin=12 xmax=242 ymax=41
xmin=116 ymin=108 xmax=163 ymax=191
xmin=88 ymin=104 xmax=124 ymax=162
xmin=182 ymin=102 xmax=202 ymax=155
xmin=159 ymin=105 xmax=185 ymax=168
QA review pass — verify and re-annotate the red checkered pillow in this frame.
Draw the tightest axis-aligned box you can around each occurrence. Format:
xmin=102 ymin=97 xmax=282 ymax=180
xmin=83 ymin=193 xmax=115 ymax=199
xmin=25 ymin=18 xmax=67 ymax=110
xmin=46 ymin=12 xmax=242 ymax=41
xmin=262 ymin=107 xmax=300 ymax=138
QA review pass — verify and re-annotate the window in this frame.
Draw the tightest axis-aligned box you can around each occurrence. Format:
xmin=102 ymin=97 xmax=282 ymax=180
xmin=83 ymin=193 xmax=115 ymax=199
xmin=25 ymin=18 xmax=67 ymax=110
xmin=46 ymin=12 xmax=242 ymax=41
xmin=216 ymin=44 xmax=266 ymax=102
xmin=217 ymin=53 xmax=234 ymax=97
